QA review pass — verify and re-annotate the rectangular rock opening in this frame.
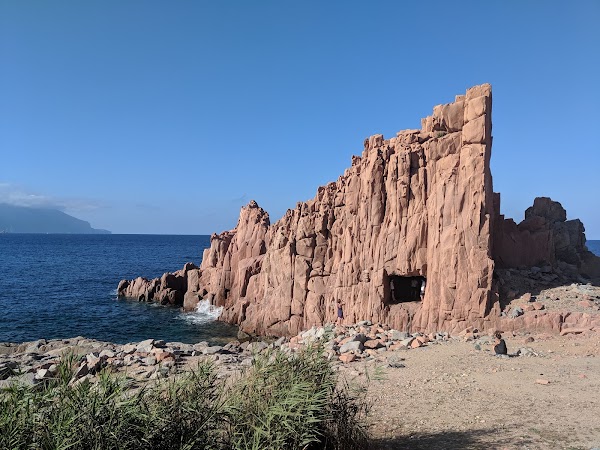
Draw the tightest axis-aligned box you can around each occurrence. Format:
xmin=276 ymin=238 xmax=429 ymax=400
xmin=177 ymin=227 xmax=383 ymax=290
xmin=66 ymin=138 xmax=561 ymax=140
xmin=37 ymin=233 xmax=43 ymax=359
xmin=389 ymin=275 xmax=425 ymax=304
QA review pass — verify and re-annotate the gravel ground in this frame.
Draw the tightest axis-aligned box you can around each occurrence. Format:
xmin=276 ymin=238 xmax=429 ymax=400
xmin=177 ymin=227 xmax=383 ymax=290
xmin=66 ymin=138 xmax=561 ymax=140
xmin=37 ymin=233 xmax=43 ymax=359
xmin=339 ymin=332 xmax=600 ymax=449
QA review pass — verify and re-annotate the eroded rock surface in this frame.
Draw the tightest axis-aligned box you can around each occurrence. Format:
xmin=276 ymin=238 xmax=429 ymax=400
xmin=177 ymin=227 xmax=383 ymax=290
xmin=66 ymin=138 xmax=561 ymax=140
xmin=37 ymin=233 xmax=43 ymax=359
xmin=118 ymin=84 xmax=600 ymax=337
xmin=117 ymin=262 xmax=198 ymax=306
xmin=494 ymin=196 xmax=600 ymax=278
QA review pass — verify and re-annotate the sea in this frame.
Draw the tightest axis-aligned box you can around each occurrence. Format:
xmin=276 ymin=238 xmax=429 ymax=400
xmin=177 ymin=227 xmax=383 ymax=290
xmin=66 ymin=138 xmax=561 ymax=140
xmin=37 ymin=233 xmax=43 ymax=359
xmin=0 ymin=234 xmax=238 ymax=345
xmin=0 ymin=235 xmax=599 ymax=345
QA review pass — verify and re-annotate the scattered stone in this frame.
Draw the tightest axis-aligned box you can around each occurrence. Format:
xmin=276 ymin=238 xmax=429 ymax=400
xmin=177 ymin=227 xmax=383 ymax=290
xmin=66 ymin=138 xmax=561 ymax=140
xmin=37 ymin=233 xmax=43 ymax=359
xmin=363 ymin=339 xmax=383 ymax=349
xmin=122 ymin=344 xmax=136 ymax=354
xmin=273 ymin=336 xmax=286 ymax=347
xmin=99 ymin=349 xmax=115 ymax=359
xmin=339 ymin=354 xmax=356 ymax=363
xmin=143 ymin=356 xmax=157 ymax=366
xmin=388 ymin=357 xmax=406 ymax=369
xmin=535 ymin=379 xmax=550 ymax=385
xmin=34 ymin=368 xmax=51 ymax=381
xmin=73 ymin=363 xmax=89 ymax=380
xmin=137 ymin=339 xmax=155 ymax=353
xmin=340 ymin=341 xmax=363 ymax=354
xmin=400 ymin=337 xmax=415 ymax=347
xmin=390 ymin=330 xmax=410 ymax=341
xmin=247 ymin=341 xmax=268 ymax=353
xmin=518 ymin=347 xmax=539 ymax=357
xmin=410 ymin=339 xmax=423 ymax=349
xmin=560 ymin=327 xmax=590 ymax=336
xmin=203 ymin=346 xmax=223 ymax=355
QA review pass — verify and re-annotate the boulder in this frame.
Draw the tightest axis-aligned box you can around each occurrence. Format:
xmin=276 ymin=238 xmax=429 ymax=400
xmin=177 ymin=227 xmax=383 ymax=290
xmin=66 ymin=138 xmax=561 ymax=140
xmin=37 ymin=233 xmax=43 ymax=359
xmin=363 ymin=339 xmax=383 ymax=349
xmin=339 ymin=341 xmax=363 ymax=354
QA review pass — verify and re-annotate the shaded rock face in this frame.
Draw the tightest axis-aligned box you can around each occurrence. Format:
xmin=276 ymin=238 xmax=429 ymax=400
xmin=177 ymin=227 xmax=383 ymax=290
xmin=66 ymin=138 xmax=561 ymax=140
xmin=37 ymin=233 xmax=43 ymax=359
xmin=493 ymin=197 xmax=600 ymax=278
xmin=117 ymin=262 xmax=198 ymax=306
xmin=193 ymin=84 xmax=497 ymax=336
xmin=118 ymin=84 xmax=600 ymax=337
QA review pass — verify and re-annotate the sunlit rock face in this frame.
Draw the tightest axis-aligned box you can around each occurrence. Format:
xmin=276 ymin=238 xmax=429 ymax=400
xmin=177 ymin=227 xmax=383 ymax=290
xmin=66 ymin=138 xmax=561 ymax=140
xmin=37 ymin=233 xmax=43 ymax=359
xmin=119 ymin=84 xmax=600 ymax=337
xmin=195 ymin=84 xmax=498 ymax=336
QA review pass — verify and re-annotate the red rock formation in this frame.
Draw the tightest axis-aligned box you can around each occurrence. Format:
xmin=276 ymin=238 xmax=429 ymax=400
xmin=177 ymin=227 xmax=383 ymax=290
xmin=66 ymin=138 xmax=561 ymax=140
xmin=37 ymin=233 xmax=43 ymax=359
xmin=117 ymin=262 xmax=197 ymax=306
xmin=186 ymin=84 xmax=498 ymax=336
xmin=118 ymin=84 xmax=600 ymax=337
xmin=493 ymin=196 xmax=600 ymax=278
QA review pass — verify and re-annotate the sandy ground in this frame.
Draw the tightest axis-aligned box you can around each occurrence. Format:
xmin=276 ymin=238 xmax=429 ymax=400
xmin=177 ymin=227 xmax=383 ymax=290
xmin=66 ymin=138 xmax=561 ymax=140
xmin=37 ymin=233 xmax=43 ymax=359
xmin=337 ymin=332 xmax=600 ymax=450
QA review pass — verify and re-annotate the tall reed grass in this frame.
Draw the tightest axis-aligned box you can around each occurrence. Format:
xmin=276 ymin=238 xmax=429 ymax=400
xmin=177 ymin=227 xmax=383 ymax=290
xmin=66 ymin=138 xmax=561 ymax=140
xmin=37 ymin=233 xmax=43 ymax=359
xmin=0 ymin=345 xmax=370 ymax=450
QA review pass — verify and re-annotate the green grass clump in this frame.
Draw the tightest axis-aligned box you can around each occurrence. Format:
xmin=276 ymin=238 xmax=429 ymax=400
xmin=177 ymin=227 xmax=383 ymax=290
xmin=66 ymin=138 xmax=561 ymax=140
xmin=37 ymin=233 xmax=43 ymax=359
xmin=0 ymin=346 xmax=369 ymax=450
xmin=226 ymin=346 xmax=369 ymax=450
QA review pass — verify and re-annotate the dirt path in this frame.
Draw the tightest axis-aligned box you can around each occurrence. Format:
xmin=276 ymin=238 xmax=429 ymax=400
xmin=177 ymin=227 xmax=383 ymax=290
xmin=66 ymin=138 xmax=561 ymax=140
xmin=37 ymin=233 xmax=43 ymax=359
xmin=338 ymin=333 xmax=600 ymax=449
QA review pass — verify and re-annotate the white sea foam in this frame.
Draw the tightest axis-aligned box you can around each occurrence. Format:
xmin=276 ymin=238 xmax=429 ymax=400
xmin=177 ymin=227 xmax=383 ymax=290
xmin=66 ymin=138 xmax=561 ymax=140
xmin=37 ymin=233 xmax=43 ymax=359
xmin=178 ymin=300 xmax=223 ymax=325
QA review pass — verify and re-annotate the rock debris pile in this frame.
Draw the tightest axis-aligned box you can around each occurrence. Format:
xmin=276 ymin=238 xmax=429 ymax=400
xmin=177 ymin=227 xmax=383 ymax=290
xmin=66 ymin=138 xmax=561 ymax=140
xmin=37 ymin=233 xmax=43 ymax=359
xmin=0 ymin=321 xmax=527 ymax=389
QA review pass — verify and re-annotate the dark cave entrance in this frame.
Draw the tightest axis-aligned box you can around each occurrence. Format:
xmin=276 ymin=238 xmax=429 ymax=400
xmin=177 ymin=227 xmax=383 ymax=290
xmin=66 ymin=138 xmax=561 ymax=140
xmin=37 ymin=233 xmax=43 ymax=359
xmin=389 ymin=275 xmax=426 ymax=304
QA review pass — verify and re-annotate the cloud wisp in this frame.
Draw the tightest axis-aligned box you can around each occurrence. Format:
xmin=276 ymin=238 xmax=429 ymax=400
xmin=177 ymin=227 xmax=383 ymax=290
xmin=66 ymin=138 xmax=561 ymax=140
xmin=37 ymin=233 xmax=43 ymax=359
xmin=0 ymin=182 xmax=105 ymax=212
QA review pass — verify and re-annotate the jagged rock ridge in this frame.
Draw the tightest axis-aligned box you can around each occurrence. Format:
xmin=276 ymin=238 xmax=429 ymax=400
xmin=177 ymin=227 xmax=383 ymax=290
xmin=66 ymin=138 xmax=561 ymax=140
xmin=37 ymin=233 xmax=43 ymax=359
xmin=118 ymin=84 xmax=600 ymax=336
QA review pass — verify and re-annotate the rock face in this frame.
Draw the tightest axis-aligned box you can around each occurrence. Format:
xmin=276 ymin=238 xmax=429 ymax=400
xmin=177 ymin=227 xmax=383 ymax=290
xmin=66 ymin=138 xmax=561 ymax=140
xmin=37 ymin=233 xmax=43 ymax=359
xmin=117 ymin=263 xmax=198 ymax=306
xmin=118 ymin=84 xmax=600 ymax=337
xmin=188 ymin=84 xmax=496 ymax=336
xmin=493 ymin=197 xmax=600 ymax=278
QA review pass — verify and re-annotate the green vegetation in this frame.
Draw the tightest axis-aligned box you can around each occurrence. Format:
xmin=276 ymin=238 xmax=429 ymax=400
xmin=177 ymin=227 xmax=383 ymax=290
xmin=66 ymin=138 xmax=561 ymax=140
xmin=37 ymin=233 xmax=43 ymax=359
xmin=0 ymin=346 xmax=370 ymax=450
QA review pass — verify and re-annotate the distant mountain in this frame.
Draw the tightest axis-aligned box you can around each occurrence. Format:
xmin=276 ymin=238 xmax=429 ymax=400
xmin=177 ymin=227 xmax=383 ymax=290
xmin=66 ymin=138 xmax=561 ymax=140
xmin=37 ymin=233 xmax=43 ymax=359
xmin=0 ymin=204 xmax=111 ymax=234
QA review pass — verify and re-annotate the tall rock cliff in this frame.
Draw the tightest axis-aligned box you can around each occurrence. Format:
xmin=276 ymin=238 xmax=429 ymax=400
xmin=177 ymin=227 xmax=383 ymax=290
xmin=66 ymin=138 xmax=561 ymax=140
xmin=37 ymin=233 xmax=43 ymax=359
xmin=189 ymin=84 xmax=497 ymax=336
xmin=118 ymin=83 xmax=600 ymax=336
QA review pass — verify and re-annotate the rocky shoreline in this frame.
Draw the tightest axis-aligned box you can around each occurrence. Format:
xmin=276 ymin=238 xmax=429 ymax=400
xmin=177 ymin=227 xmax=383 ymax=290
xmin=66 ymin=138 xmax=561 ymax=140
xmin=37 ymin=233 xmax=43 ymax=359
xmin=6 ymin=308 xmax=599 ymax=390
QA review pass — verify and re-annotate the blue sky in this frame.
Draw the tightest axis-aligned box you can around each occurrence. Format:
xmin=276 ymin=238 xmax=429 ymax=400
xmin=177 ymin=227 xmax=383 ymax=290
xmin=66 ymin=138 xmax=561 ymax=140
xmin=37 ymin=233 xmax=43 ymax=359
xmin=1 ymin=1 xmax=599 ymax=237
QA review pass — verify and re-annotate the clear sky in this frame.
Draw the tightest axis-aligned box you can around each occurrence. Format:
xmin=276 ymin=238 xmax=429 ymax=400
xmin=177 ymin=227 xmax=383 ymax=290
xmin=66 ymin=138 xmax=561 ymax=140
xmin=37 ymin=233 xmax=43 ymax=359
xmin=1 ymin=1 xmax=599 ymax=237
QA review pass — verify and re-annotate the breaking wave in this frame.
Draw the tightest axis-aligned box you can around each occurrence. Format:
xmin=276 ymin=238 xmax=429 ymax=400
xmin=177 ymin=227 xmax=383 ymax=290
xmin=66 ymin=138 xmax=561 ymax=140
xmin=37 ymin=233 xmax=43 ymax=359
xmin=178 ymin=300 xmax=223 ymax=325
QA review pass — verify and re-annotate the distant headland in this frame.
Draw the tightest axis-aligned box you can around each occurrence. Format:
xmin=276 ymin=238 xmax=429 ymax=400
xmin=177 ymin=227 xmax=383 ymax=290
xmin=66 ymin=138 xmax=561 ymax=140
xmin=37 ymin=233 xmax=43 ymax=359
xmin=0 ymin=204 xmax=110 ymax=234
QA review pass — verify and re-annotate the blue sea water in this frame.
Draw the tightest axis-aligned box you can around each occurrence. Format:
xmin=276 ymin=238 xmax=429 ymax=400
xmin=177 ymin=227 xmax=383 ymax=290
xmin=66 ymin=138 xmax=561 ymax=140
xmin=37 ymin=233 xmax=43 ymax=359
xmin=0 ymin=234 xmax=238 ymax=344
xmin=1 ymin=235 xmax=599 ymax=345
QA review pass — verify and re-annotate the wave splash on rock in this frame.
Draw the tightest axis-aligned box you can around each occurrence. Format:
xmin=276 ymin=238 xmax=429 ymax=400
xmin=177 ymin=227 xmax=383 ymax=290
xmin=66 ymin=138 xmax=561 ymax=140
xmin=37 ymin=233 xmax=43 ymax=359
xmin=178 ymin=300 xmax=223 ymax=325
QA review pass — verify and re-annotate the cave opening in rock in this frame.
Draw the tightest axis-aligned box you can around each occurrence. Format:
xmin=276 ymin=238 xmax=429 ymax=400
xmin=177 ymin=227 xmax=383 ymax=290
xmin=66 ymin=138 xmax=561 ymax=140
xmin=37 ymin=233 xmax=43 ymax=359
xmin=389 ymin=275 xmax=426 ymax=304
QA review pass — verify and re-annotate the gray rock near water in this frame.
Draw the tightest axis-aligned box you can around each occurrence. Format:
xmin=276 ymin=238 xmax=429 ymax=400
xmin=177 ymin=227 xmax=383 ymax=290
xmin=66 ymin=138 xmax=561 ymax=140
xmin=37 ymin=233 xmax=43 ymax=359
xmin=203 ymin=346 xmax=223 ymax=355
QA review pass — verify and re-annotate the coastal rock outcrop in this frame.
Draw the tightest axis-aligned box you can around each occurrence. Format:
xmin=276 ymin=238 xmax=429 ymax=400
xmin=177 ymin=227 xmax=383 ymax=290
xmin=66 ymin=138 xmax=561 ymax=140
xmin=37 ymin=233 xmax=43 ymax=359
xmin=193 ymin=84 xmax=498 ymax=336
xmin=493 ymin=197 xmax=600 ymax=278
xmin=117 ymin=262 xmax=198 ymax=306
xmin=118 ymin=84 xmax=600 ymax=337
